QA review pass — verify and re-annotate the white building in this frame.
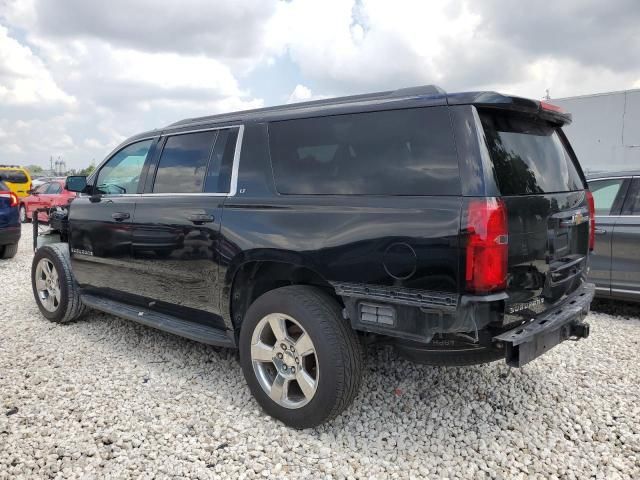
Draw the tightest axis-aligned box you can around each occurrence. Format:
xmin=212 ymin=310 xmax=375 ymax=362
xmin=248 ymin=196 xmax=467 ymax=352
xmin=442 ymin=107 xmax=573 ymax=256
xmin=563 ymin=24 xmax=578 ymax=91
xmin=552 ymin=89 xmax=640 ymax=173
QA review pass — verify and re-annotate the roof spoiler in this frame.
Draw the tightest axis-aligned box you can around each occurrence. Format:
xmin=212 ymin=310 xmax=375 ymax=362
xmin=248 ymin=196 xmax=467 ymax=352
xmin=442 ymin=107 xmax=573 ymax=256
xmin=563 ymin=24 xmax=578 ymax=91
xmin=447 ymin=92 xmax=572 ymax=125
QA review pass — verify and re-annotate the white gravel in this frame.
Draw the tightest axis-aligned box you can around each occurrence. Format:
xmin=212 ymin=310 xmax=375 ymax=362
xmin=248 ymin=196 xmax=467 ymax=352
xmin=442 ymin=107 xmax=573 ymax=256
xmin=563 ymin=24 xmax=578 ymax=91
xmin=1 ymin=235 xmax=639 ymax=479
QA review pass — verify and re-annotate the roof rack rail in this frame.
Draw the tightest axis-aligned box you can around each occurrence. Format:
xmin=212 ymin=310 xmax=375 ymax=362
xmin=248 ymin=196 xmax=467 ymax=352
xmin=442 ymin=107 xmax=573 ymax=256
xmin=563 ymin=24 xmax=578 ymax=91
xmin=0 ymin=164 xmax=22 ymax=168
xmin=389 ymin=85 xmax=446 ymax=97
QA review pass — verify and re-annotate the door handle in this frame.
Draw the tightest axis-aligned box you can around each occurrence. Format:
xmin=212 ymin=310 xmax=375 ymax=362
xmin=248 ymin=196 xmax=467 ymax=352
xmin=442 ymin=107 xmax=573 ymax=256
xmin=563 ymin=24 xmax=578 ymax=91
xmin=111 ymin=212 xmax=130 ymax=221
xmin=187 ymin=213 xmax=214 ymax=224
xmin=594 ymin=228 xmax=606 ymax=235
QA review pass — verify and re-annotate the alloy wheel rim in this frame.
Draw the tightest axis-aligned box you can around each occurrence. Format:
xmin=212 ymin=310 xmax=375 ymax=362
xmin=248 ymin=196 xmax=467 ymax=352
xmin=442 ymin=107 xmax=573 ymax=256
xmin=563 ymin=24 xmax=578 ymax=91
xmin=35 ymin=258 xmax=61 ymax=312
xmin=250 ymin=313 xmax=319 ymax=409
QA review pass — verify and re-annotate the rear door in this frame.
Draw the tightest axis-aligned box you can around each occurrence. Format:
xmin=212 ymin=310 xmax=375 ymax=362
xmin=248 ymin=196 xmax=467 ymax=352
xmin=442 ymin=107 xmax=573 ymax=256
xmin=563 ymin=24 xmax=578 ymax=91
xmin=610 ymin=177 xmax=640 ymax=299
xmin=586 ymin=177 xmax=631 ymax=296
xmin=69 ymin=138 xmax=157 ymax=298
xmin=477 ymin=109 xmax=590 ymax=323
xmin=129 ymin=126 xmax=240 ymax=324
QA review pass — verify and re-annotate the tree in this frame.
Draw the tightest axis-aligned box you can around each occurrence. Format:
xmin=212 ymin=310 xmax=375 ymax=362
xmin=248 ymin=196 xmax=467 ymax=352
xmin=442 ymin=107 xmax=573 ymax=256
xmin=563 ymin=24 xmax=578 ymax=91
xmin=79 ymin=164 xmax=95 ymax=176
xmin=25 ymin=164 xmax=43 ymax=174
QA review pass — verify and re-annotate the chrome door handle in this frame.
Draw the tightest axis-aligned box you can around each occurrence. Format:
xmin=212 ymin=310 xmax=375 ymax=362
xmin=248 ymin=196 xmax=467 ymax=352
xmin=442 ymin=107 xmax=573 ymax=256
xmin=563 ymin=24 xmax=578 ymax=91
xmin=594 ymin=228 xmax=606 ymax=235
xmin=187 ymin=213 xmax=214 ymax=224
xmin=111 ymin=212 xmax=130 ymax=221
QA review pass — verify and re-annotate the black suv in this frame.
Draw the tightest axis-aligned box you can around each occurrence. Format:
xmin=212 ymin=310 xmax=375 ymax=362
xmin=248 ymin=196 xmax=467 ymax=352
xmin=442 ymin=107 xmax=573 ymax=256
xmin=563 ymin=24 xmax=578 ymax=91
xmin=31 ymin=85 xmax=595 ymax=428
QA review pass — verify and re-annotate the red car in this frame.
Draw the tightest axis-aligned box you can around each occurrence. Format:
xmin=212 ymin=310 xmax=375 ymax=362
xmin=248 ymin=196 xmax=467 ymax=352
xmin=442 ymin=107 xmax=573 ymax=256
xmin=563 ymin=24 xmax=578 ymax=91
xmin=19 ymin=179 xmax=77 ymax=223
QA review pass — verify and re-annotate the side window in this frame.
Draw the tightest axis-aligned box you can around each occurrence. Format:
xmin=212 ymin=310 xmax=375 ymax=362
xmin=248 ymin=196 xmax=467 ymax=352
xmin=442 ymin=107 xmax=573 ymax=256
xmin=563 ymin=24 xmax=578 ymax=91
xmin=153 ymin=131 xmax=217 ymax=193
xmin=621 ymin=178 xmax=640 ymax=215
xmin=589 ymin=179 xmax=626 ymax=215
xmin=35 ymin=183 xmax=49 ymax=194
xmin=46 ymin=183 xmax=62 ymax=194
xmin=204 ymin=128 xmax=238 ymax=193
xmin=96 ymin=139 xmax=153 ymax=195
xmin=268 ymin=107 xmax=460 ymax=195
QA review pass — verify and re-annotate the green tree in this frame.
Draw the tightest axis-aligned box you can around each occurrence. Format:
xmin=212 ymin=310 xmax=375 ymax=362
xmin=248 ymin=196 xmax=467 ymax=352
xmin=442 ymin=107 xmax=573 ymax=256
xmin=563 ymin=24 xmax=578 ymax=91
xmin=79 ymin=164 xmax=95 ymax=176
xmin=25 ymin=164 xmax=43 ymax=174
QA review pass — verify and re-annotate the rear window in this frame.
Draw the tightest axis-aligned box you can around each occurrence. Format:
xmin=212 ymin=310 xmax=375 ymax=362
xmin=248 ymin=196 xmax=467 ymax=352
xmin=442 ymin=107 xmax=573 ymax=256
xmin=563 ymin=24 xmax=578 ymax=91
xmin=0 ymin=169 xmax=28 ymax=183
xmin=268 ymin=107 xmax=460 ymax=195
xmin=479 ymin=110 xmax=584 ymax=195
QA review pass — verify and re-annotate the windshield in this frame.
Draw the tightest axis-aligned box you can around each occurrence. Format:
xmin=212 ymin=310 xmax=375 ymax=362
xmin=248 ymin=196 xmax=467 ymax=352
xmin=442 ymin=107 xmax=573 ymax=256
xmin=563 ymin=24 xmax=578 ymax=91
xmin=0 ymin=169 xmax=28 ymax=183
xmin=479 ymin=110 xmax=584 ymax=195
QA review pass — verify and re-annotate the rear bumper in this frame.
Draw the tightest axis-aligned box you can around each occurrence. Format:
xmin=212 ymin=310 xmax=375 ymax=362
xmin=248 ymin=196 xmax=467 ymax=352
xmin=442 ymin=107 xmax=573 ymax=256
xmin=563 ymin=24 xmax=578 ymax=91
xmin=494 ymin=282 xmax=595 ymax=367
xmin=0 ymin=225 xmax=20 ymax=246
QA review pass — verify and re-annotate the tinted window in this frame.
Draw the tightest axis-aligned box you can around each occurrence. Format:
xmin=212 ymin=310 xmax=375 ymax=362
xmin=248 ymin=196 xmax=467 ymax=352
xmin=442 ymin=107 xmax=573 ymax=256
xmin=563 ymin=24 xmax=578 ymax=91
xmin=203 ymin=128 xmax=238 ymax=193
xmin=480 ymin=111 xmax=584 ymax=195
xmin=46 ymin=183 xmax=62 ymax=194
xmin=35 ymin=183 xmax=49 ymax=194
xmin=0 ymin=169 xmax=28 ymax=183
xmin=0 ymin=180 xmax=7 ymax=190
xmin=622 ymin=178 xmax=640 ymax=215
xmin=589 ymin=179 xmax=625 ymax=215
xmin=153 ymin=131 xmax=217 ymax=193
xmin=269 ymin=107 xmax=460 ymax=195
xmin=97 ymin=139 xmax=153 ymax=195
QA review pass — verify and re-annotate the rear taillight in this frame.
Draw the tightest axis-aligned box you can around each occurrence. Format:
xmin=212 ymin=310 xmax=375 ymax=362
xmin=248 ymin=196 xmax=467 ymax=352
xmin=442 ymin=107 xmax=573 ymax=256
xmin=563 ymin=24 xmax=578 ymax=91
xmin=465 ymin=197 xmax=508 ymax=294
xmin=586 ymin=190 xmax=595 ymax=251
xmin=0 ymin=191 xmax=19 ymax=207
xmin=540 ymin=101 xmax=564 ymax=113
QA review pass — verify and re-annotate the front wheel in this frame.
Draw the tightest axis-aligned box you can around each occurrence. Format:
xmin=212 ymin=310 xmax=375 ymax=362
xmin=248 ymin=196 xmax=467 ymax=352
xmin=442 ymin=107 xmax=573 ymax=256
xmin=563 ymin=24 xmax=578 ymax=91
xmin=239 ymin=285 xmax=364 ymax=429
xmin=31 ymin=244 xmax=86 ymax=323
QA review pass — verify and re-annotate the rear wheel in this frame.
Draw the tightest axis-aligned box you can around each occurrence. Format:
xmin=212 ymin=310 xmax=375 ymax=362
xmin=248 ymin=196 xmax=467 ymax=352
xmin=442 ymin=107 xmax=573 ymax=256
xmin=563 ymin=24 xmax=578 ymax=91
xmin=0 ymin=243 xmax=18 ymax=259
xmin=239 ymin=285 xmax=364 ymax=429
xmin=19 ymin=205 xmax=30 ymax=223
xmin=31 ymin=244 xmax=85 ymax=323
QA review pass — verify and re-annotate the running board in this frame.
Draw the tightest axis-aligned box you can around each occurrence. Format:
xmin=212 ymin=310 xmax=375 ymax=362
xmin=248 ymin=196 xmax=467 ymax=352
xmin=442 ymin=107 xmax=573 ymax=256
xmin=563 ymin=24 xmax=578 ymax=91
xmin=81 ymin=294 xmax=235 ymax=348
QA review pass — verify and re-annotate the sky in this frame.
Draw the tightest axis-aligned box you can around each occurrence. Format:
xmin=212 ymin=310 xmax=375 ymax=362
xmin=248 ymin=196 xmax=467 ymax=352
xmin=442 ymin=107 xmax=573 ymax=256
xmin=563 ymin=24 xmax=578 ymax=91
xmin=1 ymin=0 xmax=639 ymax=170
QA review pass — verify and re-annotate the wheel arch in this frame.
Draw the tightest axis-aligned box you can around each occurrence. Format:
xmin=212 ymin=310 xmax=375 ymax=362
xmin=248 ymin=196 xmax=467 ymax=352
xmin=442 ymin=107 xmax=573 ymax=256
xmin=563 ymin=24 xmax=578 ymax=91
xmin=226 ymin=255 xmax=340 ymax=336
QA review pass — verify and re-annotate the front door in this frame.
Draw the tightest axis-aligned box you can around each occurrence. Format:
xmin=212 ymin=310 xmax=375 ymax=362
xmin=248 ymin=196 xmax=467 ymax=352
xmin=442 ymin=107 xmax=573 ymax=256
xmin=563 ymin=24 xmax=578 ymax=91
xmin=588 ymin=177 xmax=630 ymax=296
xmin=128 ymin=127 xmax=239 ymax=325
xmin=611 ymin=177 xmax=640 ymax=299
xmin=69 ymin=138 xmax=157 ymax=299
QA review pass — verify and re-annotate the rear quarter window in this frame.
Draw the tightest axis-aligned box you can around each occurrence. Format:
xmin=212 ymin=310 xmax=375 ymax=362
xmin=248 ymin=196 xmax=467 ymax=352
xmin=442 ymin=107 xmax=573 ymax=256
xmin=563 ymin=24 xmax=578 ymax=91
xmin=479 ymin=110 xmax=584 ymax=195
xmin=0 ymin=169 xmax=28 ymax=183
xmin=268 ymin=107 xmax=460 ymax=195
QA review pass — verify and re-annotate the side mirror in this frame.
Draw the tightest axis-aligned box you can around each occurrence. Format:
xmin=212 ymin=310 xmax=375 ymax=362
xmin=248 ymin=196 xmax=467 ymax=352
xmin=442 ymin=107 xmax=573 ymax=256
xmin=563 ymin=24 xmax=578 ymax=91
xmin=65 ymin=175 xmax=88 ymax=193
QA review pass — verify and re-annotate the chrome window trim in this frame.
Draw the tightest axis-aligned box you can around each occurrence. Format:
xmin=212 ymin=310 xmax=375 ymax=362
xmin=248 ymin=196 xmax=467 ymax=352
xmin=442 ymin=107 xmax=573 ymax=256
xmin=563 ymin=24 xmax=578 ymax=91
xmin=611 ymin=288 xmax=640 ymax=295
xmin=595 ymin=215 xmax=640 ymax=219
xmin=96 ymin=124 xmax=245 ymax=198
xmin=587 ymin=176 xmax=632 ymax=182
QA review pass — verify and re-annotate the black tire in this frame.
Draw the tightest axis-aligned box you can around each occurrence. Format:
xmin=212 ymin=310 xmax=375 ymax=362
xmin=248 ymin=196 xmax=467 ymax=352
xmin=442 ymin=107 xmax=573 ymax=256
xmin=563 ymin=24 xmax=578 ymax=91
xmin=19 ymin=205 xmax=30 ymax=223
xmin=239 ymin=285 xmax=364 ymax=429
xmin=0 ymin=243 xmax=18 ymax=259
xmin=31 ymin=243 xmax=86 ymax=323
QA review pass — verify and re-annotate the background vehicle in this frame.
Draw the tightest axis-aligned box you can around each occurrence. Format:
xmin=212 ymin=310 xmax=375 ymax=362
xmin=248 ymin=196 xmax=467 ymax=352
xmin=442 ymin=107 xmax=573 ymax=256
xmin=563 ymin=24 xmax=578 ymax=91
xmin=20 ymin=179 xmax=76 ymax=223
xmin=31 ymin=85 xmax=594 ymax=428
xmin=32 ymin=176 xmax=65 ymax=188
xmin=0 ymin=179 xmax=20 ymax=259
xmin=588 ymin=171 xmax=640 ymax=301
xmin=0 ymin=165 xmax=32 ymax=198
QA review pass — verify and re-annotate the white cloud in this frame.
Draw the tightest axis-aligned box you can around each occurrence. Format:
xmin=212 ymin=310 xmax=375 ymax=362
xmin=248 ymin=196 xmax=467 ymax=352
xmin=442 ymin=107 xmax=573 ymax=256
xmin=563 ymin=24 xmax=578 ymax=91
xmin=1 ymin=0 xmax=639 ymax=170
xmin=0 ymin=25 xmax=73 ymax=105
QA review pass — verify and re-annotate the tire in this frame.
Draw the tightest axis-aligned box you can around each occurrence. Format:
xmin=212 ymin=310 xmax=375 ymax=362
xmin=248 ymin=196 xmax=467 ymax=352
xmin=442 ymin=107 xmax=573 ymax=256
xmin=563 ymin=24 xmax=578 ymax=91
xmin=19 ymin=205 xmax=30 ymax=223
xmin=0 ymin=243 xmax=18 ymax=259
xmin=239 ymin=285 xmax=364 ymax=429
xmin=31 ymin=243 xmax=86 ymax=323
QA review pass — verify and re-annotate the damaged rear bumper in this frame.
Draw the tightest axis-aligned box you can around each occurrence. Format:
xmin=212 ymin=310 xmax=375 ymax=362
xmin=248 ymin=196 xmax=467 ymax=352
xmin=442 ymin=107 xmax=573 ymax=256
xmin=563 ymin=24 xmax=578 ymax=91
xmin=494 ymin=282 xmax=595 ymax=367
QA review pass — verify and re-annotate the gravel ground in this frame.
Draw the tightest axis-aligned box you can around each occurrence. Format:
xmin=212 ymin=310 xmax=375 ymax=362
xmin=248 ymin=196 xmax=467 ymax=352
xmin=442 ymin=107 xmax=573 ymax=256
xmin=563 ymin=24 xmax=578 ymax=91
xmin=1 ymin=235 xmax=639 ymax=479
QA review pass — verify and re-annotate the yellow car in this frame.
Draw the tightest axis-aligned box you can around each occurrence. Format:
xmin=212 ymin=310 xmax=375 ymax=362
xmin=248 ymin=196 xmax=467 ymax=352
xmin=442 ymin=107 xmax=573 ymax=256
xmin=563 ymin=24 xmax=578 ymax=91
xmin=0 ymin=165 xmax=32 ymax=198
